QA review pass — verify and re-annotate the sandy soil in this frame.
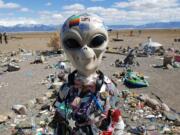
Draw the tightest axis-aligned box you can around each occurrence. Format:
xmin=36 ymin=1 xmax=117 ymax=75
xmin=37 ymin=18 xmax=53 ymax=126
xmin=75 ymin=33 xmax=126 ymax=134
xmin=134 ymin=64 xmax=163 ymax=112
xmin=0 ymin=29 xmax=180 ymax=116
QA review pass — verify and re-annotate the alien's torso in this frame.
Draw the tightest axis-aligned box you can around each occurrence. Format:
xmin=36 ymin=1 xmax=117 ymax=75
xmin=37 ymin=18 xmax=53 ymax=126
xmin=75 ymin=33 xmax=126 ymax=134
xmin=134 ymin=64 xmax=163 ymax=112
xmin=55 ymin=73 xmax=119 ymax=125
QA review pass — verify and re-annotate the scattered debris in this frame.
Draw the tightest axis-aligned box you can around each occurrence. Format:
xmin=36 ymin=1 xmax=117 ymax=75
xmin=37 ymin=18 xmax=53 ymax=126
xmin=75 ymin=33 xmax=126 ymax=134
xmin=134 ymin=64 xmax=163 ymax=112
xmin=31 ymin=55 xmax=45 ymax=64
xmin=12 ymin=105 xmax=28 ymax=115
xmin=112 ymin=38 xmax=124 ymax=42
xmin=0 ymin=115 xmax=8 ymax=124
xmin=0 ymin=82 xmax=8 ymax=88
xmin=7 ymin=62 xmax=20 ymax=72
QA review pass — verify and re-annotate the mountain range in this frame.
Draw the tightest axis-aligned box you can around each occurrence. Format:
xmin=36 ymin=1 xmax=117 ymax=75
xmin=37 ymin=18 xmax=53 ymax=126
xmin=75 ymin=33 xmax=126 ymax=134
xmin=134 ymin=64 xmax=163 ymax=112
xmin=0 ymin=22 xmax=180 ymax=32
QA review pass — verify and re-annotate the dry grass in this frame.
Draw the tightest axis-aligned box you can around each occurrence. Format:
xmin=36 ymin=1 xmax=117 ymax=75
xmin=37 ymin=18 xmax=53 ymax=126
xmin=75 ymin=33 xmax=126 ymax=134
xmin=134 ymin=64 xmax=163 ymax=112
xmin=47 ymin=32 xmax=61 ymax=51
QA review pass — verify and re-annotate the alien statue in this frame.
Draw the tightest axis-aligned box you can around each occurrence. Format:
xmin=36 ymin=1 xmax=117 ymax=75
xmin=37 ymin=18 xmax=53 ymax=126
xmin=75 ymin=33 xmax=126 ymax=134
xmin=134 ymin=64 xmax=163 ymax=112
xmin=54 ymin=13 xmax=121 ymax=135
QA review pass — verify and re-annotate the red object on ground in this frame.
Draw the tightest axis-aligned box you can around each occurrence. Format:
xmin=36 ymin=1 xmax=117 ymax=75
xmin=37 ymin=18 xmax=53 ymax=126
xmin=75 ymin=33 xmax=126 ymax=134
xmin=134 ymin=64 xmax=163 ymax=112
xmin=112 ymin=109 xmax=121 ymax=122
xmin=175 ymin=55 xmax=180 ymax=62
xmin=100 ymin=131 xmax=113 ymax=135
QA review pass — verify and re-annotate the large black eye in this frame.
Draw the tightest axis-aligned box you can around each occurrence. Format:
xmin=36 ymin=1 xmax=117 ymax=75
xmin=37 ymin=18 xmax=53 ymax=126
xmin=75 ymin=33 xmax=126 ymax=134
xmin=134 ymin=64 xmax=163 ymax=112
xmin=63 ymin=39 xmax=81 ymax=49
xmin=89 ymin=35 xmax=106 ymax=48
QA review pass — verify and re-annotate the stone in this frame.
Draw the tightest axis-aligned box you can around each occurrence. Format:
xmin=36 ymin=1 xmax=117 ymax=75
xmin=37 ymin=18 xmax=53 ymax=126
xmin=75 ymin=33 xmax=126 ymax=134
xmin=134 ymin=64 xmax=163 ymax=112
xmin=138 ymin=94 xmax=149 ymax=101
xmin=31 ymin=55 xmax=45 ymax=64
xmin=0 ymin=115 xmax=8 ymax=123
xmin=145 ymin=98 xmax=160 ymax=110
xmin=26 ymin=99 xmax=37 ymax=108
xmin=7 ymin=112 xmax=16 ymax=119
xmin=146 ymin=125 xmax=156 ymax=131
xmin=41 ymin=104 xmax=51 ymax=111
xmin=132 ymin=115 xmax=138 ymax=121
xmin=39 ymin=120 xmax=46 ymax=127
xmin=174 ymin=119 xmax=180 ymax=126
xmin=39 ymin=110 xmax=49 ymax=115
xmin=15 ymin=121 xmax=32 ymax=129
xmin=160 ymin=125 xmax=171 ymax=134
xmin=12 ymin=105 xmax=27 ymax=115
xmin=44 ymin=91 xmax=54 ymax=99
xmin=163 ymin=55 xmax=173 ymax=67
xmin=166 ymin=64 xmax=173 ymax=69
xmin=161 ymin=103 xmax=170 ymax=112
xmin=171 ymin=127 xmax=180 ymax=134
xmin=163 ymin=111 xmax=179 ymax=121
xmin=36 ymin=96 xmax=47 ymax=104
xmin=7 ymin=62 xmax=20 ymax=72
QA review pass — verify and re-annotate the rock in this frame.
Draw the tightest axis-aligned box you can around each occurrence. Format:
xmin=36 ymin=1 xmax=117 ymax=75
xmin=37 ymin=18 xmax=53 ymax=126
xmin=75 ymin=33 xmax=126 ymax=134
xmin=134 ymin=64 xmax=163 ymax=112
xmin=166 ymin=64 xmax=173 ymax=69
xmin=7 ymin=112 xmax=16 ymax=119
xmin=15 ymin=121 xmax=32 ymax=129
xmin=138 ymin=94 xmax=149 ymax=101
xmin=39 ymin=110 xmax=49 ymax=115
xmin=174 ymin=119 xmax=180 ymax=126
xmin=132 ymin=115 xmax=138 ymax=121
xmin=39 ymin=120 xmax=46 ymax=127
xmin=26 ymin=99 xmax=37 ymax=108
xmin=171 ymin=127 xmax=180 ymax=134
xmin=7 ymin=62 xmax=20 ymax=72
xmin=36 ymin=97 xmax=47 ymax=104
xmin=40 ymin=55 xmax=45 ymax=63
xmin=44 ymin=91 xmax=54 ymax=99
xmin=161 ymin=103 xmax=170 ymax=112
xmin=31 ymin=55 xmax=45 ymax=64
xmin=41 ymin=104 xmax=51 ymax=111
xmin=141 ymin=95 xmax=160 ymax=110
xmin=160 ymin=125 xmax=171 ymax=134
xmin=0 ymin=115 xmax=8 ymax=123
xmin=163 ymin=111 xmax=179 ymax=121
xmin=12 ymin=105 xmax=27 ymax=115
xmin=163 ymin=52 xmax=173 ymax=65
xmin=146 ymin=125 xmax=156 ymax=131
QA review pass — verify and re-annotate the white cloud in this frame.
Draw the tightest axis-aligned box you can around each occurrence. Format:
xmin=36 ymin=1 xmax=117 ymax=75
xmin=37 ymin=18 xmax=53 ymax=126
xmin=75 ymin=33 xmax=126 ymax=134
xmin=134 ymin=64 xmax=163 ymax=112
xmin=114 ymin=0 xmax=179 ymax=10
xmin=0 ymin=0 xmax=30 ymax=13
xmin=0 ymin=0 xmax=20 ymax=9
xmin=63 ymin=3 xmax=85 ymax=11
xmin=45 ymin=2 xmax=52 ymax=6
xmin=0 ymin=1 xmax=180 ymax=26
xmin=20 ymin=8 xmax=30 ymax=12
xmin=0 ymin=17 xmax=38 ymax=26
xmin=112 ymin=0 xmax=180 ymax=24
xmin=52 ymin=14 xmax=63 ymax=19
xmin=38 ymin=11 xmax=64 ymax=25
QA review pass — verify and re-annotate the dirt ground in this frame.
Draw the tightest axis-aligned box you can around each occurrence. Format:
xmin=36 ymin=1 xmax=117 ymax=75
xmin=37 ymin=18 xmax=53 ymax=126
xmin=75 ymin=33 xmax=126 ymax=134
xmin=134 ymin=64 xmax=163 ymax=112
xmin=0 ymin=29 xmax=180 ymax=116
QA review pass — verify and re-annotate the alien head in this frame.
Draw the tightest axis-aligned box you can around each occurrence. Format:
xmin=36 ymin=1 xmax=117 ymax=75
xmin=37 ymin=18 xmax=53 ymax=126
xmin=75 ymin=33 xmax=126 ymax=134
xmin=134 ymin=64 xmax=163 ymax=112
xmin=61 ymin=13 xmax=108 ymax=76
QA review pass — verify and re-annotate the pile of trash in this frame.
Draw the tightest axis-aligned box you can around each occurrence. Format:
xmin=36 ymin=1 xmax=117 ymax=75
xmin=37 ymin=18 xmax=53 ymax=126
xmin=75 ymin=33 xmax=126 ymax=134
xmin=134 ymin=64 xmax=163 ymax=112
xmin=0 ymin=87 xmax=179 ymax=135
xmin=117 ymin=89 xmax=180 ymax=134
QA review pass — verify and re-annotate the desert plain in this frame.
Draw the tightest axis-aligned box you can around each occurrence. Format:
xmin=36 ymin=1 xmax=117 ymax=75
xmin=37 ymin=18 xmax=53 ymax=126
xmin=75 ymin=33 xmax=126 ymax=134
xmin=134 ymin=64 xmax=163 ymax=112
xmin=0 ymin=29 xmax=180 ymax=119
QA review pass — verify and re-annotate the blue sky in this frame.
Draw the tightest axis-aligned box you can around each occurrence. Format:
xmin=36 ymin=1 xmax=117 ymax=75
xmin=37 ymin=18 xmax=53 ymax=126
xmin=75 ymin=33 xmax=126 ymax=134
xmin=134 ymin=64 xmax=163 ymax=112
xmin=0 ymin=0 xmax=180 ymax=26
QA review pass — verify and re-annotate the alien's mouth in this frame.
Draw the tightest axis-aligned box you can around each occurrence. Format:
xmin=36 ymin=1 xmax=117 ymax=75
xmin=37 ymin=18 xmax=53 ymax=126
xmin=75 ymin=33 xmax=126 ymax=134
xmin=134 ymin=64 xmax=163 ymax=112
xmin=80 ymin=55 xmax=96 ymax=61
